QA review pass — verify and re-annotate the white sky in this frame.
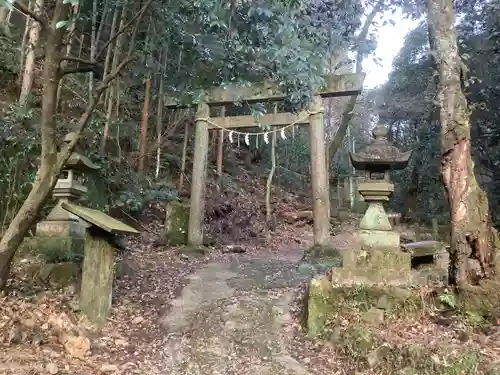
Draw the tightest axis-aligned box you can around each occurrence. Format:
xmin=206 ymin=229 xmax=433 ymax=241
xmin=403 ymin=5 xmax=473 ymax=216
xmin=362 ymin=8 xmax=422 ymax=89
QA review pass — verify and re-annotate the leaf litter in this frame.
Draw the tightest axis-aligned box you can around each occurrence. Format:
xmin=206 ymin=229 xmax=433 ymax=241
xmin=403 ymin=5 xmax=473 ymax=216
xmin=1 ymin=176 xmax=500 ymax=374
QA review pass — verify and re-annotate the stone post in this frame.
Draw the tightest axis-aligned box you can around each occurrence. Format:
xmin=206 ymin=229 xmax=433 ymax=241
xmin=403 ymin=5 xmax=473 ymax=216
xmin=308 ymin=95 xmax=329 ymax=246
xmin=187 ymin=103 xmax=210 ymax=246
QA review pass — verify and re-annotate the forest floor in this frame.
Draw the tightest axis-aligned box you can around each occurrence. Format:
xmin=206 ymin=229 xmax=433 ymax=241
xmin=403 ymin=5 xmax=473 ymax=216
xmin=0 ymin=210 xmax=360 ymax=375
xmin=3 ymin=218 xmax=500 ymax=375
xmin=2 ymin=175 xmax=500 ymax=374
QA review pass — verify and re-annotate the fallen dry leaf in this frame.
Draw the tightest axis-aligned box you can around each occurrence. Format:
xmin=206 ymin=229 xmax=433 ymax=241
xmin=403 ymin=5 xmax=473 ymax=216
xmin=61 ymin=333 xmax=90 ymax=359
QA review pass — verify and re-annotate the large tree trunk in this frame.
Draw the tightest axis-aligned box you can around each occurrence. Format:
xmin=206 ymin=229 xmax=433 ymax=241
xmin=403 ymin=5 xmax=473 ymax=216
xmin=427 ymin=0 xmax=498 ymax=286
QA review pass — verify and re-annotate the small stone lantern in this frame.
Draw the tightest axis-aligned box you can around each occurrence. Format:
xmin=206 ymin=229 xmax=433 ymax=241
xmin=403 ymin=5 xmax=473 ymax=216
xmin=349 ymin=125 xmax=411 ymax=250
xmin=35 ymin=133 xmax=100 ymax=258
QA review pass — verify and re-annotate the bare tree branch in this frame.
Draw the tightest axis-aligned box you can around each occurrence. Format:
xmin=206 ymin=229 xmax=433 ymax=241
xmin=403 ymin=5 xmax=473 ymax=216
xmin=13 ymin=0 xmax=48 ymax=29
xmin=60 ymin=55 xmax=100 ymax=65
xmin=58 ymin=0 xmax=152 ymax=164
xmin=56 ymin=56 xmax=135 ymax=169
xmin=59 ymin=55 xmax=105 ymax=77
xmin=326 ymin=0 xmax=384 ymax=161
xmin=59 ymin=65 xmax=102 ymax=77
xmin=95 ymin=0 xmax=154 ymax=61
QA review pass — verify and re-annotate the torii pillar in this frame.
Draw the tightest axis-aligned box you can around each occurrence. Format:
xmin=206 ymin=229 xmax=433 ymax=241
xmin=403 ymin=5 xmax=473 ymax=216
xmin=165 ymin=73 xmax=365 ymax=247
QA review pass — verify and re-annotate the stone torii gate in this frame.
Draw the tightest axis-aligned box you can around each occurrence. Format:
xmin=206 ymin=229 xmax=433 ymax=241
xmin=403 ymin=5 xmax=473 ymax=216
xmin=166 ymin=73 xmax=365 ymax=247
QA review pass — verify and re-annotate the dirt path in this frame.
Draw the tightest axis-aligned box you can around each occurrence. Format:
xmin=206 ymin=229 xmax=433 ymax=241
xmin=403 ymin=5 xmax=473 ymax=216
xmin=120 ymin=231 xmax=363 ymax=374
xmin=150 ymin=249 xmax=316 ymax=375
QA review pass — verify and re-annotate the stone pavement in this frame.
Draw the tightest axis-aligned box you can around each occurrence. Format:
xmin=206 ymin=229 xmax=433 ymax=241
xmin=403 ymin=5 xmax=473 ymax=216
xmin=158 ymin=250 xmax=314 ymax=375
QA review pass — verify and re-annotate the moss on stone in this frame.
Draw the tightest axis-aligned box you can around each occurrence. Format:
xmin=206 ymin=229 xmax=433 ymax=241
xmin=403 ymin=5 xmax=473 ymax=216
xmin=165 ymin=201 xmax=190 ymax=246
xmin=304 ymin=280 xmax=421 ymax=338
xmin=457 ymin=277 xmax=500 ymax=325
xmin=18 ymin=236 xmax=85 ymax=263
xmin=330 ymin=285 xmax=421 ymax=317
xmin=305 ymin=275 xmax=335 ymax=337
xmin=333 ymin=247 xmax=412 ymax=285
xmin=304 ymin=276 xmax=496 ymax=374
xmin=43 ymin=262 xmax=80 ymax=287
xmin=337 ymin=325 xmax=377 ymax=358
xmin=331 ymin=325 xmax=489 ymax=374
xmin=177 ymin=244 xmax=208 ymax=257
xmin=23 ymin=262 xmax=80 ymax=288
xmin=302 ymin=244 xmax=343 ymax=267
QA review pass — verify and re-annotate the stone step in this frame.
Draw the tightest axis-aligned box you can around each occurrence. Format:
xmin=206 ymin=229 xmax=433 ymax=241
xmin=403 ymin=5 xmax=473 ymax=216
xmin=401 ymin=240 xmax=449 ymax=257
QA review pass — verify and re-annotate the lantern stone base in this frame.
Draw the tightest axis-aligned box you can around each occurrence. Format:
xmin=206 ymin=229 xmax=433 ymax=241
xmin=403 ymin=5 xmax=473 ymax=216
xmin=359 ymin=229 xmax=400 ymax=250
xmin=331 ymin=245 xmax=412 ymax=286
xmin=32 ymin=220 xmax=87 ymax=262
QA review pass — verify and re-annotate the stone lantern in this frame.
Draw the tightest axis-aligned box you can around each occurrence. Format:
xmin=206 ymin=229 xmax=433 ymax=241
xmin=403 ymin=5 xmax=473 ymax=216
xmin=349 ymin=125 xmax=411 ymax=250
xmin=35 ymin=133 xmax=100 ymax=258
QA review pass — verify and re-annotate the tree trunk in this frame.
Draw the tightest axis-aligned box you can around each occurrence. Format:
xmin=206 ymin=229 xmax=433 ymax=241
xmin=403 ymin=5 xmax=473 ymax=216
xmin=427 ymin=0 xmax=498 ymax=286
xmin=56 ymin=4 xmax=79 ymax=109
xmin=89 ymin=0 xmax=98 ymax=100
xmin=0 ymin=0 xmax=70 ymax=290
xmin=155 ymin=48 xmax=167 ymax=179
xmin=101 ymin=5 xmax=119 ymax=105
xmin=101 ymin=5 xmax=125 ymax=153
xmin=19 ymin=0 xmax=44 ymax=106
xmin=17 ymin=0 xmax=32 ymax=87
xmin=138 ymin=76 xmax=151 ymax=172
xmin=0 ymin=7 xmax=8 ymax=24
xmin=101 ymin=85 xmax=115 ymax=155
xmin=216 ymin=106 xmax=225 ymax=191
xmin=178 ymin=123 xmax=189 ymax=192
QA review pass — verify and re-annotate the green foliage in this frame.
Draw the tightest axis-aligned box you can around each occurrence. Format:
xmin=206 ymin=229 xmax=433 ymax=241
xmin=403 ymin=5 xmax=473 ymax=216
xmin=0 ymin=27 xmax=18 ymax=74
xmin=153 ymin=0 xmax=362 ymax=107
xmin=0 ymin=0 xmax=377 ymax=227
xmin=0 ymin=104 xmax=40 ymax=226
xmin=438 ymin=289 xmax=457 ymax=309
xmin=86 ymin=153 xmax=178 ymax=214
xmin=20 ymin=237 xmax=84 ymax=263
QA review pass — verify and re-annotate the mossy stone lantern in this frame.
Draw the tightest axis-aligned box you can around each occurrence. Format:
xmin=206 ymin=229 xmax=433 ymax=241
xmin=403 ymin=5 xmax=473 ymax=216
xmin=35 ymin=133 xmax=100 ymax=260
xmin=349 ymin=125 xmax=412 ymax=250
